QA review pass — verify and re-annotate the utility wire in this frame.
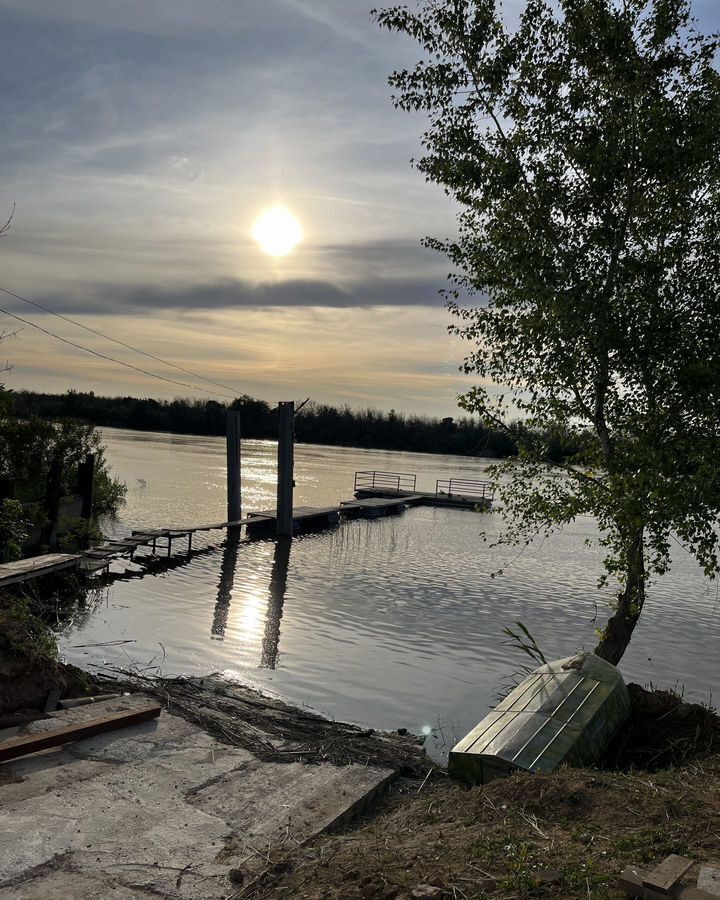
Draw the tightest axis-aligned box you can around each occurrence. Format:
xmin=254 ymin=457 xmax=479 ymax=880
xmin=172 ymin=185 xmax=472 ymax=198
xmin=0 ymin=304 xmax=237 ymax=400
xmin=0 ymin=285 xmax=241 ymax=396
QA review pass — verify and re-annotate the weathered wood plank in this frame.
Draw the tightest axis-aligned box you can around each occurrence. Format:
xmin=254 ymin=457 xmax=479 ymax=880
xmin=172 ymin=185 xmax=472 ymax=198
xmin=248 ymin=506 xmax=343 ymax=521
xmin=0 ymin=704 xmax=162 ymax=763
xmin=341 ymin=495 xmax=420 ymax=509
xmin=0 ymin=553 xmax=80 ymax=587
xmin=644 ymin=855 xmax=694 ymax=893
xmin=618 ymin=866 xmax=714 ymax=900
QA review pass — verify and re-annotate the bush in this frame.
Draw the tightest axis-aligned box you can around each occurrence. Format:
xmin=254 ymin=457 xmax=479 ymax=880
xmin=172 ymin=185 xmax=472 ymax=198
xmin=0 ymin=499 xmax=29 ymax=562
xmin=0 ymin=413 xmax=126 ymax=555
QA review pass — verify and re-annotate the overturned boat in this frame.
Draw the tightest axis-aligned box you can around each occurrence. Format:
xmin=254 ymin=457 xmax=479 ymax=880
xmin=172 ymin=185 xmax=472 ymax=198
xmin=449 ymin=652 xmax=631 ymax=784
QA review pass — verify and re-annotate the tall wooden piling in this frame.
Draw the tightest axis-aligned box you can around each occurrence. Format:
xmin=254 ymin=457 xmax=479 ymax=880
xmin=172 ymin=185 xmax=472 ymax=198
xmin=78 ymin=454 xmax=95 ymax=522
xmin=42 ymin=454 xmax=63 ymax=551
xmin=276 ymin=401 xmax=295 ymax=537
xmin=77 ymin=454 xmax=96 ymax=550
xmin=226 ymin=410 xmax=242 ymax=523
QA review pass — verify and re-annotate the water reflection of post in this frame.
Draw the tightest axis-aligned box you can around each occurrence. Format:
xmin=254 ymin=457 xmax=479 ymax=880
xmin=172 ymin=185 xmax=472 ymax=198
xmin=211 ymin=528 xmax=241 ymax=640
xmin=261 ymin=537 xmax=291 ymax=668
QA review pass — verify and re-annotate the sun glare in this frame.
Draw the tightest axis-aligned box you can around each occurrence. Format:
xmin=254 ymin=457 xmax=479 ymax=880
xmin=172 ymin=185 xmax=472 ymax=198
xmin=252 ymin=207 xmax=302 ymax=257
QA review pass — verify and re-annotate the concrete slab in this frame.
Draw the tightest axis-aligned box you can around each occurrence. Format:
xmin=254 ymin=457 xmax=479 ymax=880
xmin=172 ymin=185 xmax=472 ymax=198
xmin=0 ymin=694 xmax=395 ymax=899
xmin=0 ymin=861 xmax=162 ymax=899
xmin=698 ymin=866 xmax=720 ymax=897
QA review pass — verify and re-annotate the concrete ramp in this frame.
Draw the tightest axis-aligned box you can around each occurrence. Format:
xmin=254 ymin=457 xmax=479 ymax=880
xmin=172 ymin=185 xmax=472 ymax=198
xmin=0 ymin=694 xmax=395 ymax=899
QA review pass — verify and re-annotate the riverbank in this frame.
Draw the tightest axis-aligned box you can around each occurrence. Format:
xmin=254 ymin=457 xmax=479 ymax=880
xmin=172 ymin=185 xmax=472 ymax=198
xmin=2 ymin=659 xmax=719 ymax=899
xmin=3 ymin=563 xmax=720 ymax=899
xmin=250 ymin=752 xmax=720 ymax=899
xmin=0 ymin=589 xmax=96 ymax=719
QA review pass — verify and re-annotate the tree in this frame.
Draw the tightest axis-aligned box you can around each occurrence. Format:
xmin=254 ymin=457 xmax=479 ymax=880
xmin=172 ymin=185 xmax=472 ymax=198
xmin=374 ymin=0 xmax=720 ymax=663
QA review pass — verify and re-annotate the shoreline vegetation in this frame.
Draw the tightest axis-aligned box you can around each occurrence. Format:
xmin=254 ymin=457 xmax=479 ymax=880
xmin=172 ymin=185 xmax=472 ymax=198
xmin=8 ymin=389 xmax=580 ymax=461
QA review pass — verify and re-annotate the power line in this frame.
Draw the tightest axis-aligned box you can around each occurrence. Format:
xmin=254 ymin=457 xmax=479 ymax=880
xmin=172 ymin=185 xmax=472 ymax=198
xmin=0 ymin=284 xmax=241 ymax=396
xmin=0 ymin=304 xmax=237 ymax=400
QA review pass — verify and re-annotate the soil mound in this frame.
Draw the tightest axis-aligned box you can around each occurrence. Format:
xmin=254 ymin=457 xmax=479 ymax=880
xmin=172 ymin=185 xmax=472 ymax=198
xmin=625 ymin=682 xmax=720 ymax=769
xmin=0 ymin=600 xmax=93 ymax=715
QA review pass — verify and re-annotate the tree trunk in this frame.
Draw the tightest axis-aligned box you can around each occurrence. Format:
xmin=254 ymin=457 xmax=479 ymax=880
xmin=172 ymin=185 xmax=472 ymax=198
xmin=595 ymin=528 xmax=645 ymax=665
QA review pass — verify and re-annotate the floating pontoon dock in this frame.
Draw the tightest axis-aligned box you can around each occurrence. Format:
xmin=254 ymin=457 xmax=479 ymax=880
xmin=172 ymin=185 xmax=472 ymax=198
xmin=353 ymin=471 xmax=494 ymax=510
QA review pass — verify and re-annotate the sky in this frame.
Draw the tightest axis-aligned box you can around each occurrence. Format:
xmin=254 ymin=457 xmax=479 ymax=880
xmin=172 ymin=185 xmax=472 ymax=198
xmin=0 ymin=0 xmax=718 ymax=417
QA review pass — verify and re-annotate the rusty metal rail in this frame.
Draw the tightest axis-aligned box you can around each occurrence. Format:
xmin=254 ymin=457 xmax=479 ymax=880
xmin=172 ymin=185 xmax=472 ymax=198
xmin=435 ymin=478 xmax=495 ymax=501
xmin=354 ymin=470 xmax=417 ymax=493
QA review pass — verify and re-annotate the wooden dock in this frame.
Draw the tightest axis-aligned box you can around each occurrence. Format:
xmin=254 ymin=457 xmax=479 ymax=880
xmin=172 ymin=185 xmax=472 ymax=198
xmin=354 ymin=487 xmax=490 ymax=510
xmin=340 ymin=495 xmax=422 ymax=517
xmin=0 ymin=553 xmax=80 ymax=588
xmin=0 ymin=517 xmax=260 ymax=589
xmin=353 ymin=471 xmax=494 ymax=510
xmin=245 ymin=506 xmax=342 ymax=533
xmin=0 ymin=470 xmax=493 ymax=589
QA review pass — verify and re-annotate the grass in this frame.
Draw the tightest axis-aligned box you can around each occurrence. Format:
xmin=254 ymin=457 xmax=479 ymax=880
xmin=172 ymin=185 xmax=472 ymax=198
xmin=242 ymin=756 xmax=720 ymax=899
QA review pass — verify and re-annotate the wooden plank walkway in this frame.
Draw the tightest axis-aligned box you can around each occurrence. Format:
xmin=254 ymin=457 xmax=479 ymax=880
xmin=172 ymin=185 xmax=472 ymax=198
xmin=0 ymin=553 xmax=80 ymax=588
xmin=0 ymin=518 xmax=262 ymax=588
xmin=245 ymin=506 xmax=342 ymax=532
xmin=0 ymin=483 xmax=471 ymax=589
xmin=340 ymin=495 xmax=422 ymax=518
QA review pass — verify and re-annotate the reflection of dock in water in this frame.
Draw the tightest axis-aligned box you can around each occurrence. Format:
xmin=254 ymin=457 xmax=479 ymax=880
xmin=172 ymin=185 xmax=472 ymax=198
xmin=262 ymin=537 xmax=290 ymax=669
xmin=210 ymin=533 xmax=290 ymax=670
xmin=211 ymin=528 xmax=241 ymax=640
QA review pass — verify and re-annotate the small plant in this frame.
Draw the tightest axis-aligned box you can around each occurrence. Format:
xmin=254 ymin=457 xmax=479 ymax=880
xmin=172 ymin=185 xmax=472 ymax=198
xmin=502 ymin=622 xmax=548 ymax=667
xmin=496 ymin=622 xmax=548 ymax=700
xmin=0 ymin=498 xmax=29 ymax=562
xmin=57 ymin=516 xmax=102 ymax=552
xmin=1 ymin=595 xmax=58 ymax=661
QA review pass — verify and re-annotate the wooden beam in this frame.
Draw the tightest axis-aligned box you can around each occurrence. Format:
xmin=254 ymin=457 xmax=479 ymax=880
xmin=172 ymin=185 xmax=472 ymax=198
xmin=644 ymin=856 xmax=694 ymax=893
xmin=0 ymin=704 xmax=162 ymax=763
xmin=276 ymin=401 xmax=295 ymax=537
xmin=227 ymin=409 xmax=242 ymax=523
xmin=0 ymin=553 xmax=80 ymax=588
xmin=618 ymin=867 xmax=715 ymax=900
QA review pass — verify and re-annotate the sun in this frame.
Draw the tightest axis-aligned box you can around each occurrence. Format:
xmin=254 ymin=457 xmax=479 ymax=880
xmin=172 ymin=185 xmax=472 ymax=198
xmin=252 ymin=207 xmax=302 ymax=257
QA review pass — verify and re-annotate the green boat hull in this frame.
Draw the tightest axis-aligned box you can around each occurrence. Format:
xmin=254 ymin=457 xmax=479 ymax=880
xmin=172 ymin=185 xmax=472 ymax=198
xmin=449 ymin=652 xmax=631 ymax=784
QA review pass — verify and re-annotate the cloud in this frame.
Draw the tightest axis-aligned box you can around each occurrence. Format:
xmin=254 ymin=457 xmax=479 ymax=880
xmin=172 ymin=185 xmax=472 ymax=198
xmin=34 ymin=274 xmax=452 ymax=314
xmin=4 ymin=305 xmax=478 ymax=416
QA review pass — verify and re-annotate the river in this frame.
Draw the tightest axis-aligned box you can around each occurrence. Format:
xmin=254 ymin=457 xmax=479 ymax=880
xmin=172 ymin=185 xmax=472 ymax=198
xmin=58 ymin=427 xmax=719 ymax=759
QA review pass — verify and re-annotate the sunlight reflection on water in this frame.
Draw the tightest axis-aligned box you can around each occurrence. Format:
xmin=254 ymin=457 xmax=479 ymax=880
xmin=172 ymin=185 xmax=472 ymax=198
xmin=59 ymin=428 xmax=720 ymax=760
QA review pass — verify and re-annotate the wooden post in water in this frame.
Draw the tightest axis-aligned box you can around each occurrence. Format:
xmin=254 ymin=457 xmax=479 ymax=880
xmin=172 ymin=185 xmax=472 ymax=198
xmin=226 ymin=410 xmax=242 ymax=523
xmin=276 ymin=401 xmax=295 ymax=537
xmin=78 ymin=454 xmax=95 ymax=521
xmin=77 ymin=454 xmax=96 ymax=550
xmin=42 ymin=454 xmax=63 ymax=550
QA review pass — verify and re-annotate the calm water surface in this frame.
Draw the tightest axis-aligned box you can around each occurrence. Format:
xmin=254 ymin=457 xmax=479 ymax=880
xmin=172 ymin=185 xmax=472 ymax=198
xmin=59 ymin=428 xmax=720 ymax=755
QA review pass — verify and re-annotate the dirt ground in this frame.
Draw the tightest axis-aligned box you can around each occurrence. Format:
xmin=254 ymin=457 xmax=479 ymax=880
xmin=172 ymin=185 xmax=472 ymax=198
xmin=211 ymin=684 xmax=720 ymax=900
xmin=244 ymin=754 xmax=720 ymax=900
xmin=3 ymin=635 xmax=720 ymax=900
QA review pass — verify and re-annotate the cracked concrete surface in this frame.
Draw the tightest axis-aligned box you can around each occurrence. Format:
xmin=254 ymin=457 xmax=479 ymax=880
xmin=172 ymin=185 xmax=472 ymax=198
xmin=0 ymin=695 xmax=395 ymax=899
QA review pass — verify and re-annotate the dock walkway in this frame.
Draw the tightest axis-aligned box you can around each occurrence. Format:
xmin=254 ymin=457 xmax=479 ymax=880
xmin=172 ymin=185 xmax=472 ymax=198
xmin=0 ymin=470 xmax=493 ymax=588
xmin=354 ymin=487 xmax=488 ymax=510
xmin=0 ymin=553 xmax=80 ymax=588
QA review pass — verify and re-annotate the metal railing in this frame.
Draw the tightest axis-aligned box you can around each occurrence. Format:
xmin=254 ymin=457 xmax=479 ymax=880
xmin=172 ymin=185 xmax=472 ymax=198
xmin=435 ymin=478 xmax=495 ymax=501
xmin=354 ymin=470 xmax=417 ymax=493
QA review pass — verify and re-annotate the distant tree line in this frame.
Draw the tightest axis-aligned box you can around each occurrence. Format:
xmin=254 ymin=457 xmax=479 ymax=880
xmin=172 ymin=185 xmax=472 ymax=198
xmin=8 ymin=390 xmax=584 ymax=461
